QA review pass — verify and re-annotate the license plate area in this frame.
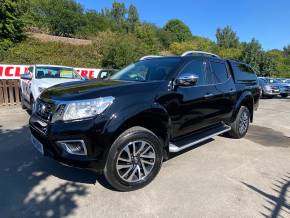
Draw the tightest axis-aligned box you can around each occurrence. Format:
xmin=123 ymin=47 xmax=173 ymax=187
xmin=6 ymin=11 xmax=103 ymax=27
xmin=31 ymin=135 xmax=44 ymax=155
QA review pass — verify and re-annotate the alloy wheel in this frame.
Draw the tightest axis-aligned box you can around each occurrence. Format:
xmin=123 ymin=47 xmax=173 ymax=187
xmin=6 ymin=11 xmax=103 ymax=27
xmin=116 ymin=140 xmax=156 ymax=183
xmin=239 ymin=110 xmax=249 ymax=135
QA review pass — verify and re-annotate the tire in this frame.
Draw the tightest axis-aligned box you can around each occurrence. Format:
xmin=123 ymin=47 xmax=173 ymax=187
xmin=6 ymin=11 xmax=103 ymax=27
xmin=281 ymin=94 xmax=288 ymax=98
xmin=104 ymin=126 xmax=163 ymax=191
xmin=20 ymin=95 xmax=26 ymax=109
xmin=29 ymin=96 xmax=35 ymax=113
xmin=228 ymin=106 xmax=250 ymax=139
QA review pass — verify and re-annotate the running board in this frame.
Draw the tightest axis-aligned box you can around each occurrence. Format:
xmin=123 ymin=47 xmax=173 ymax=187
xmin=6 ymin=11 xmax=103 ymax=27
xmin=169 ymin=125 xmax=231 ymax=153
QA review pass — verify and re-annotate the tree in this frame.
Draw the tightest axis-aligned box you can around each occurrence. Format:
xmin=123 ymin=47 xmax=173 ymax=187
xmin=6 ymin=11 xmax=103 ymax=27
xmin=164 ymin=19 xmax=192 ymax=43
xmin=259 ymin=52 xmax=275 ymax=76
xmin=111 ymin=1 xmax=126 ymax=24
xmin=216 ymin=26 xmax=239 ymax=48
xmin=241 ymin=39 xmax=275 ymax=76
xmin=100 ymin=33 xmax=149 ymax=69
xmin=267 ymin=49 xmax=290 ymax=76
xmin=0 ymin=0 xmax=26 ymax=42
xmin=80 ymin=10 xmax=112 ymax=36
xmin=0 ymin=0 xmax=27 ymax=60
xmin=283 ymin=44 xmax=290 ymax=56
xmin=30 ymin=0 xmax=85 ymax=37
xmin=156 ymin=29 xmax=173 ymax=48
xmin=127 ymin=4 xmax=139 ymax=33
xmin=217 ymin=47 xmax=242 ymax=60
xmin=241 ymin=39 xmax=262 ymax=72
xmin=170 ymin=36 xmax=215 ymax=55
xmin=135 ymin=23 xmax=161 ymax=53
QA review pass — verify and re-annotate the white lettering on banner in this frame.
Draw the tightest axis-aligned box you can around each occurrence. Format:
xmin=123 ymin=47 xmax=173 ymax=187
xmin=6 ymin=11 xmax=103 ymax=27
xmin=0 ymin=64 xmax=101 ymax=79
xmin=75 ymin=68 xmax=101 ymax=79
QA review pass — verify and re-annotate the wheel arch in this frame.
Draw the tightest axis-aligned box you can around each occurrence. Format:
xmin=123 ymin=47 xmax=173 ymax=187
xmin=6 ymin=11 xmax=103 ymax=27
xmin=104 ymin=104 xmax=171 ymax=160
xmin=233 ymin=92 xmax=254 ymax=122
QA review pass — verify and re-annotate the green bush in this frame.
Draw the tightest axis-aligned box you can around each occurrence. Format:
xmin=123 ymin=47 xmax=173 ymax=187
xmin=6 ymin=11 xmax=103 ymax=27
xmin=99 ymin=32 xmax=150 ymax=69
xmin=1 ymin=38 xmax=101 ymax=67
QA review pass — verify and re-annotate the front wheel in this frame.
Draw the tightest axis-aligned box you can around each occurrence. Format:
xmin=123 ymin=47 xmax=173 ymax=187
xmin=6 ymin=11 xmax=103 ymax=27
xmin=228 ymin=106 xmax=250 ymax=139
xmin=104 ymin=126 xmax=163 ymax=191
xmin=20 ymin=95 xmax=26 ymax=109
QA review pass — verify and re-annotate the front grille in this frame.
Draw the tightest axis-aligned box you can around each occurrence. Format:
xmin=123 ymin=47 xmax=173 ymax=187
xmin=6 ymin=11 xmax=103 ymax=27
xmin=35 ymin=100 xmax=53 ymax=121
xmin=271 ymin=85 xmax=279 ymax=89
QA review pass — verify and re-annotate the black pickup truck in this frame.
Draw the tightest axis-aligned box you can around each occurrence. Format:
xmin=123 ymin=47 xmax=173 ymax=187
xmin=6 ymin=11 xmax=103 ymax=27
xmin=29 ymin=51 xmax=260 ymax=191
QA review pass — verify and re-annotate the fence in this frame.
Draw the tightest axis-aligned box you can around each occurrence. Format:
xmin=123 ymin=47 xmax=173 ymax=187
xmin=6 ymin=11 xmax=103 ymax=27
xmin=0 ymin=79 xmax=21 ymax=106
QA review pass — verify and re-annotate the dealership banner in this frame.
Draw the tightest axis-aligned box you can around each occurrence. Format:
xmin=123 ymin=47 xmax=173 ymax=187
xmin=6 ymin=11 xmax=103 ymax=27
xmin=0 ymin=64 xmax=101 ymax=79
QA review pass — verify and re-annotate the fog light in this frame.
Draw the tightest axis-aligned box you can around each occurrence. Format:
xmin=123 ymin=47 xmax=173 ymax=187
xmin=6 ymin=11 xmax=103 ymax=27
xmin=57 ymin=140 xmax=87 ymax=156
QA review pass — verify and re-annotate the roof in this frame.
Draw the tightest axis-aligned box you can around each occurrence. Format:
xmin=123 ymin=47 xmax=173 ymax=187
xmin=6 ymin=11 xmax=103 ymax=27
xmin=139 ymin=50 xmax=221 ymax=61
xmin=32 ymin=64 xmax=74 ymax=69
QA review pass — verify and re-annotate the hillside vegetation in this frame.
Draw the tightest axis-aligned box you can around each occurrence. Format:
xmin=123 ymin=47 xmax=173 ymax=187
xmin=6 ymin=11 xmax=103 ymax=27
xmin=0 ymin=0 xmax=290 ymax=77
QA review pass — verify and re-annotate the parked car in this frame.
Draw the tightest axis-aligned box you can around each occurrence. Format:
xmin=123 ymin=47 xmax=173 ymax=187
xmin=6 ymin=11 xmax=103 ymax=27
xmin=29 ymin=51 xmax=260 ymax=191
xmin=96 ymin=69 xmax=118 ymax=80
xmin=258 ymin=77 xmax=280 ymax=98
xmin=20 ymin=65 xmax=85 ymax=110
xmin=277 ymin=78 xmax=290 ymax=98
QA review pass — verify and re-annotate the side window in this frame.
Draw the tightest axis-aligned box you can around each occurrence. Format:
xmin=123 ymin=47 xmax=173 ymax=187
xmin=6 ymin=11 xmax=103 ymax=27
xmin=210 ymin=61 xmax=229 ymax=83
xmin=179 ymin=61 xmax=206 ymax=86
xmin=232 ymin=64 xmax=257 ymax=82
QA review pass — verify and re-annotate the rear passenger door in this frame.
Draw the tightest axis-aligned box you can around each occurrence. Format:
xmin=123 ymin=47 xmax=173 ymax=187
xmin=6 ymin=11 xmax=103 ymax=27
xmin=209 ymin=60 xmax=236 ymax=122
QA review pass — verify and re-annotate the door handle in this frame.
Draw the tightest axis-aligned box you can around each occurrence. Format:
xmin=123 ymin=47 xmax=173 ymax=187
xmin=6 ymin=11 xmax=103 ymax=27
xmin=204 ymin=93 xmax=213 ymax=98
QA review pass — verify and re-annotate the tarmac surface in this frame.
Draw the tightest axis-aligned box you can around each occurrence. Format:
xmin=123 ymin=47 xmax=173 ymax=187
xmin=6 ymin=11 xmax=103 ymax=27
xmin=0 ymin=98 xmax=289 ymax=218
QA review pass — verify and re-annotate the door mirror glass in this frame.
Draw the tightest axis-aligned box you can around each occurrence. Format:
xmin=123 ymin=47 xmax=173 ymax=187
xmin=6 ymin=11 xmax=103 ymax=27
xmin=20 ymin=73 xmax=32 ymax=80
xmin=175 ymin=73 xmax=198 ymax=86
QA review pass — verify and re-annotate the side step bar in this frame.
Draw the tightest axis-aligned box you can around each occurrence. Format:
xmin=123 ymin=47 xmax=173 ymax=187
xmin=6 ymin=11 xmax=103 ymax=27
xmin=169 ymin=125 xmax=231 ymax=153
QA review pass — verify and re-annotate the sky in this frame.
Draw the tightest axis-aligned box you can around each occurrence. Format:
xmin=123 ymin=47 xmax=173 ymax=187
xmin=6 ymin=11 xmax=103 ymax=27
xmin=76 ymin=0 xmax=290 ymax=50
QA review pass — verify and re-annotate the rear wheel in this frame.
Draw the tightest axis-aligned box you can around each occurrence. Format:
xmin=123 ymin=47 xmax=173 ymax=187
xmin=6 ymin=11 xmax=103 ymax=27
xmin=104 ymin=126 xmax=163 ymax=191
xmin=228 ymin=106 xmax=250 ymax=139
xmin=281 ymin=93 xmax=288 ymax=98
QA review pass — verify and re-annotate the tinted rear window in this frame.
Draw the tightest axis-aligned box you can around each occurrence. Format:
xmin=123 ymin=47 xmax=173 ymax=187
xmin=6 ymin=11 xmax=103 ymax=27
xmin=231 ymin=63 xmax=257 ymax=83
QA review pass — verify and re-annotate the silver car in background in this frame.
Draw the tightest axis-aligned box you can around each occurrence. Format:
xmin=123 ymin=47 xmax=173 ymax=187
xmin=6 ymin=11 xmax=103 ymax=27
xmin=258 ymin=77 xmax=280 ymax=98
xmin=276 ymin=78 xmax=290 ymax=98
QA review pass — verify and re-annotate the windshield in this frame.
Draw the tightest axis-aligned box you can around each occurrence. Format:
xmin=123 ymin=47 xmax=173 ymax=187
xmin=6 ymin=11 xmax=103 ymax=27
xmin=36 ymin=66 xmax=81 ymax=79
xmin=110 ymin=58 xmax=181 ymax=82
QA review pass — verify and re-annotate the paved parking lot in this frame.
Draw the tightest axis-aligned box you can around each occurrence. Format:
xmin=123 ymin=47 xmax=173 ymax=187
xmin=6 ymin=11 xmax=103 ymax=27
xmin=0 ymin=98 xmax=289 ymax=218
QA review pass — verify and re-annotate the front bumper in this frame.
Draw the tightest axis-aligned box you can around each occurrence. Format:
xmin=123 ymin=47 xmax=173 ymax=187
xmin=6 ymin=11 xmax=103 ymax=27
xmin=280 ymin=88 xmax=290 ymax=94
xmin=29 ymin=113 xmax=110 ymax=172
xmin=263 ymin=89 xmax=280 ymax=96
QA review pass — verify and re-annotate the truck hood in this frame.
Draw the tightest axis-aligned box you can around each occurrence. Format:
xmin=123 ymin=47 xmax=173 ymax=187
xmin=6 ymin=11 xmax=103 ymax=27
xmin=40 ymin=79 xmax=165 ymax=102
xmin=34 ymin=78 xmax=82 ymax=88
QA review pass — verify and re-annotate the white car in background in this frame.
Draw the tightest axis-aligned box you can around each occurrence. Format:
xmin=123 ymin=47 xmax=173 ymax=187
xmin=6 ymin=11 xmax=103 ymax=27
xmin=20 ymin=64 xmax=85 ymax=110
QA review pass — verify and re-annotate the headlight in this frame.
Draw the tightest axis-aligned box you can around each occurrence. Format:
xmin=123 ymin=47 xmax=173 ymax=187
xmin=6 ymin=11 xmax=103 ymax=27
xmin=38 ymin=87 xmax=46 ymax=93
xmin=54 ymin=97 xmax=114 ymax=122
xmin=264 ymin=85 xmax=271 ymax=90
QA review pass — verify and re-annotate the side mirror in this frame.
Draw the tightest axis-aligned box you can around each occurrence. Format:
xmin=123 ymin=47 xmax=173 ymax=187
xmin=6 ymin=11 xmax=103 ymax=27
xmin=20 ymin=74 xmax=32 ymax=80
xmin=175 ymin=73 xmax=198 ymax=86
